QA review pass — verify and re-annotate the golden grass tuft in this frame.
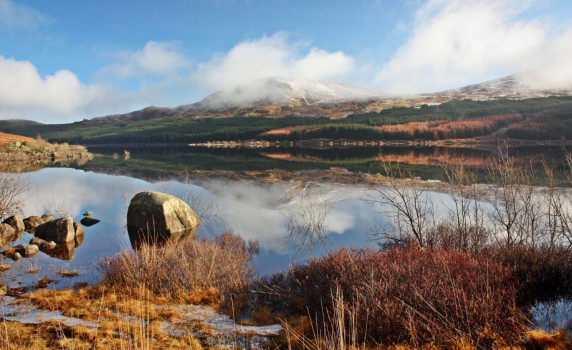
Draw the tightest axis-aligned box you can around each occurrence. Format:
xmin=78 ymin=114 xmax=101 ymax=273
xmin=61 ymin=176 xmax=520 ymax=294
xmin=57 ymin=269 xmax=79 ymax=277
xmin=526 ymin=329 xmax=570 ymax=350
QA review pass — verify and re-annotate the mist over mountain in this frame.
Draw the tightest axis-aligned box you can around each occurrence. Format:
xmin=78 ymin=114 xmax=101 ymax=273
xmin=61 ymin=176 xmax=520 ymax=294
xmin=74 ymin=72 xmax=572 ymax=124
xmin=181 ymin=78 xmax=376 ymax=112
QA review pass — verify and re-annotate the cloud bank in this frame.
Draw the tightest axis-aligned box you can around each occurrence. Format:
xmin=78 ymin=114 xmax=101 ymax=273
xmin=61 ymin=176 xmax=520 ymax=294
xmin=376 ymin=0 xmax=572 ymax=94
xmin=0 ymin=55 xmax=113 ymax=122
xmin=193 ymin=33 xmax=354 ymax=92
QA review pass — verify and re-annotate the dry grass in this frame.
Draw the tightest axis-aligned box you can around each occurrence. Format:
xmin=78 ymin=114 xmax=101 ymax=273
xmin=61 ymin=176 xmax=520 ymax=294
xmin=100 ymin=232 xmax=257 ymax=302
xmin=57 ymin=269 xmax=79 ymax=278
xmin=18 ymin=285 xmax=205 ymax=349
xmin=525 ymin=329 xmax=570 ymax=350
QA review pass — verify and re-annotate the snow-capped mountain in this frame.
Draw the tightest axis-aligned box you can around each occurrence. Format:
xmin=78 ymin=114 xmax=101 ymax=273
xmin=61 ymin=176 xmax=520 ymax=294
xmin=182 ymin=78 xmax=377 ymax=112
xmin=89 ymin=74 xmax=572 ymax=124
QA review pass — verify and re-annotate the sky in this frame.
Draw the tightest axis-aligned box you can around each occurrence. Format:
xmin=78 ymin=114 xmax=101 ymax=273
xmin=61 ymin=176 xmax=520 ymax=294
xmin=1 ymin=0 xmax=571 ymax=123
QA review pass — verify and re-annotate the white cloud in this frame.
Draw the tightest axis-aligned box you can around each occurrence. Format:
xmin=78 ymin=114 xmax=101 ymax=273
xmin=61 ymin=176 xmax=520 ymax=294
xmin=520 ymin=28 xmax=572 ymax=90
xmin=376 ymin=0 xmax=549 ymax=94
xmin=0 ymin=0 xmax=49 ymax=31
xmin=193 ymin=33 xmax=354 ymax=92
xmin=0 ymin=55 xmax=113 ymax=122
xmin=102 ymin=41 xmax=190 ymax=79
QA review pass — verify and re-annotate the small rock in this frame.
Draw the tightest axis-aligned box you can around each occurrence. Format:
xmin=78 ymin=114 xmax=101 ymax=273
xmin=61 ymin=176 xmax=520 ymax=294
xmin=83 ymin=211 xmax=93 ymax=217
xmin=46 ymin=241 xmax=57 ymax=249
xmin=0 ymin=286 xmax=7 ymax=297
xmin=41 ymin=214 xmax=56 ymax=223
xmin=9 ymin=252 xmax=22 ymax=261
xmin=80 ymin=217 xmax=99 ymax=227
xmin=73 ymin=222 xmax=84 ymax=247
xmin=14 ymin=244 xmax=39 ymax=258
xmin=30 ymin=237 xmax=47 ymax=246
xmin=3 ymin=215 xmax=25 ymax=233
xmin=0 ymin=223 xmax=16 ymax=244
xmin=23 ymin=216 xmax=44 ymax=233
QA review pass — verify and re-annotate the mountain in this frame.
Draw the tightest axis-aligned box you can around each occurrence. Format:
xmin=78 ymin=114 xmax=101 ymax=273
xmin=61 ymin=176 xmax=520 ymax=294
xmin=82 ymin=74 xmax=572 ymax=124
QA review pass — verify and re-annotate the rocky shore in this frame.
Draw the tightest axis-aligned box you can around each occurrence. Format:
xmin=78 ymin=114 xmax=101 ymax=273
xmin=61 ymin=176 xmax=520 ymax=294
xmin=0 ymin=132 xmax=94 ymax=171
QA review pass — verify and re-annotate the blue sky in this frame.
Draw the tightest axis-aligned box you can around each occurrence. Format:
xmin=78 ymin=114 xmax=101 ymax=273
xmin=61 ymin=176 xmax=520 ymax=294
xmin=1 ymin=0 xmax=571 ymax=123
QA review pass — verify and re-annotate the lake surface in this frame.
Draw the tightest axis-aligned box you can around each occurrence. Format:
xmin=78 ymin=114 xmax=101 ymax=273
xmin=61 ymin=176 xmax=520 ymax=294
xmin=1 ymin=167 xmax=389 ymax=288
xmin=3 ymin=143 xmax=570 ymax=289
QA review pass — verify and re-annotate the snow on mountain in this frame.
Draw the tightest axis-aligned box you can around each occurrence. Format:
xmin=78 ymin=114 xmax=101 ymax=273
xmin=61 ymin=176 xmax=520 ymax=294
xmin=183 ymin=78 xmax=376 ymax=112
xmin=431 ymin=74 xmax=572 ymax=101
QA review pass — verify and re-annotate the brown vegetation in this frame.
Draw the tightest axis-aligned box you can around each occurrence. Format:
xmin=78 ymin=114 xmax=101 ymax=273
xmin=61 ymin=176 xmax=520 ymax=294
xmin=257 ymin=246 xmax=526 ymax=348
xmin=100 ymin=231 xmax=258 ymax=301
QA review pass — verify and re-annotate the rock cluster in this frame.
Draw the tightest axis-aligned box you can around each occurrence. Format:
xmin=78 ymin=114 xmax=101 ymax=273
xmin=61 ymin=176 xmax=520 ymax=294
xmin=1 ymin=213 xmax=85 ymax=261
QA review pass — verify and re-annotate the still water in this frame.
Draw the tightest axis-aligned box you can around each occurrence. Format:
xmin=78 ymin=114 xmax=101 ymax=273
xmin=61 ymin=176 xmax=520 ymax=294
xmin=2 ymin=167 xmax=400 ymax=288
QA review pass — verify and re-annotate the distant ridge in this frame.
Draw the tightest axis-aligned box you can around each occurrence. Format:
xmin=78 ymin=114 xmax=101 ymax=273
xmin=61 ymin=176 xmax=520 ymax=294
xmin=73 ymin=73 xmax=572 ymax=124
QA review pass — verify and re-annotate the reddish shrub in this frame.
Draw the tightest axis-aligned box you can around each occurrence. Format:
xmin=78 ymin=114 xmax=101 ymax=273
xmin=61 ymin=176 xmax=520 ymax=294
xmin=258 ymin=246 xmax=526 ymax=348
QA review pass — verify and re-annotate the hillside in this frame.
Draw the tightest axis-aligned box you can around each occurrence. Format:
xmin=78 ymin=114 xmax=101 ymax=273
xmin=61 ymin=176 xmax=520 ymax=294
xmin=2 ymin=96 xmax=572 ymax=146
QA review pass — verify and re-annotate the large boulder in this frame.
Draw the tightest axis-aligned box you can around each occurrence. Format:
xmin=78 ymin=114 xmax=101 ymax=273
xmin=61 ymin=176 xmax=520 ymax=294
xmin=3 ymin=216 xmax=25 ymax=234
xmin=127 ymin=191 xmax=200 ymax=248
xmin=23 ymin=216 xmax=44 ymax=233
xmin=35 ymin=217 xmax=75 ymax=243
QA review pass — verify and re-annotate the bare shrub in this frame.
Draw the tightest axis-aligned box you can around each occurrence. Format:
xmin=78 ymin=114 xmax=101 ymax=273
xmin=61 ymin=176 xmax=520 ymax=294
xmin=442 ymin=164 xmax=489 ymax=252
xmin=483 ymin=244 xmax=572 ymax=305
xmin=100 ymin=231 xmax=258 ymax=298
xmin=0 ymin=168 xmax=29 ymax=221
xmin=257 ymin=246 xmax=526 ymax=348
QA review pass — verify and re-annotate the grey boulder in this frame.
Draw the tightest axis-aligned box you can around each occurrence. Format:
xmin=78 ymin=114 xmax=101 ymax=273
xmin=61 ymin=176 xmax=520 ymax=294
xmin=127 ymin=191 xmax=200 ymax=248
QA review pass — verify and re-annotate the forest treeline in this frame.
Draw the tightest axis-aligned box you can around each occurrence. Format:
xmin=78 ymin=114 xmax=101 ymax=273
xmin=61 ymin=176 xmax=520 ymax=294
xmin=1 ymin=96 xmax=571 ymax=144
xmin=261 ymin=113 xmax=524 ymax=141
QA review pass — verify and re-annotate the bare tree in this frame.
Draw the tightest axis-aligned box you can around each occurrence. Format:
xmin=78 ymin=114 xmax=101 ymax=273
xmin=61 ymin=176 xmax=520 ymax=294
xmin=0 ymin=168 xmax=28 ymax=221
xmin=283 ymin=183 xmax=333 ymax=253
xmin=442 ymin=164 xmax=488 ymax=252
xmin=368 ymin=162 xmax=435 ymax=248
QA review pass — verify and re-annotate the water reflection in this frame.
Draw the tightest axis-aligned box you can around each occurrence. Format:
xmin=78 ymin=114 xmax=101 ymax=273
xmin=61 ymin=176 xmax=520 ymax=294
xmin=0 ymin=167 xmax=466 ymax=287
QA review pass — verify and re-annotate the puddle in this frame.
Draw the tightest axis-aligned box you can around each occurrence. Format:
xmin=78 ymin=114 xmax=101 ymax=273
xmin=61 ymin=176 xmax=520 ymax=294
xmin=531 ymin=299 xmax=572 ymax=332
xmin=0 ymin=296 xmax=98 ymax=328
xmin=158 ymin=304 xmax=281 ymax=348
